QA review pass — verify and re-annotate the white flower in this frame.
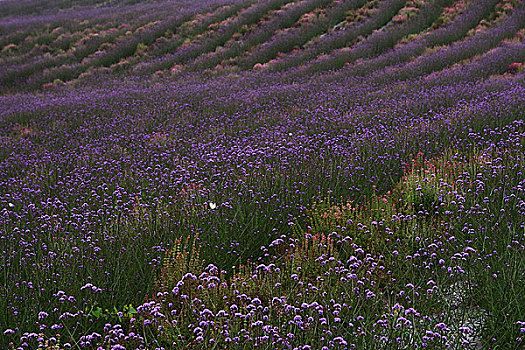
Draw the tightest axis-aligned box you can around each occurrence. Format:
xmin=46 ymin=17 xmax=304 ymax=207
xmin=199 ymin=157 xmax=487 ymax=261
xmin=8 ymin=203 xmax=14 ymax=208
xmin=209 ymin=202 xmax=217 ymax=210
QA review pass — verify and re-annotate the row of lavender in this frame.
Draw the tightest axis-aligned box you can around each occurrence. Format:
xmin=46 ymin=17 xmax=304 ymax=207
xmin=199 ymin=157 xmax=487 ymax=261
xmin=131 ymin=0 xmax=522 ymax=77
xmin=128 ymin=0 xmax=440 ymax=73
xmin=115 ymin=0 xmax=520 ymax=75
xmin=115 ymin=0 xmax=432 ymax=74
xmin=312 ymin=0 xmax=517 ymax=81
xmin=1 ymin=0 xmax=513 ymax=91
xmin=168 ymin=0 xmax=338 ymax=72
xmin=287 ymin=0 xmax=519 ymax=76
xmin=0 ymin=0 xmax=239 ymax=92
xmin=300 ymin=2 xmax=525 ymax=87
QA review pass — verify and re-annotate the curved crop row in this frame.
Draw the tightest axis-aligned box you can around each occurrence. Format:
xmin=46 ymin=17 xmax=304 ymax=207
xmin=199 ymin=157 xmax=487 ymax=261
xmin=318 ymin=0 xmax=503 ymax=83
xmin=291 ymin=0 xmax=454 ymax=76
xmin=0 ymin=1 xmax=181 ymax=49
xmin=87 ymin=5 xmax=226 ymax=69
xmin=185 ymin=0 xmax=336 ymax=72
xmin=366 ymin=4 xmax=525 ymax=85
xmin=133 ymin=1 xmax=256 ymax=63
xmin=233 ymin=0 xmax=370 ymax=69
xmin=0 ymin=0 xmax=122 ymax=17
xmin=0 ymin=0 xmax=232 ymax=91
xmin=268 ymin=0 xmax=408 ymax=71
xmin=421 ymin=36 xmax=525 ymax=87
xmin=136 ymin=0 xmax=295 ymax=74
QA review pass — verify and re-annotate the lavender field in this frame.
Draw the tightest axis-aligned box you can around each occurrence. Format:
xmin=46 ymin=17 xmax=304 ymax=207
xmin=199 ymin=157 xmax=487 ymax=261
xmin=1 ymin=0 xmax=524 ymax=349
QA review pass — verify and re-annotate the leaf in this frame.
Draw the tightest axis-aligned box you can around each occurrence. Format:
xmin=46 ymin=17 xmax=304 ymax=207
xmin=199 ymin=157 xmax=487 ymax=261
xmin=91 ymin=307 xmax=102 ymax=319
xmin=128 ymin=305 xmax=138 ymax=314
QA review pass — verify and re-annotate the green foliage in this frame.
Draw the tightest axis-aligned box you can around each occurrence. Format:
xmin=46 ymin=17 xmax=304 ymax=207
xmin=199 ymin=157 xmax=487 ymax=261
xmin=89 ymin=304 xmax=138 ymax=323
